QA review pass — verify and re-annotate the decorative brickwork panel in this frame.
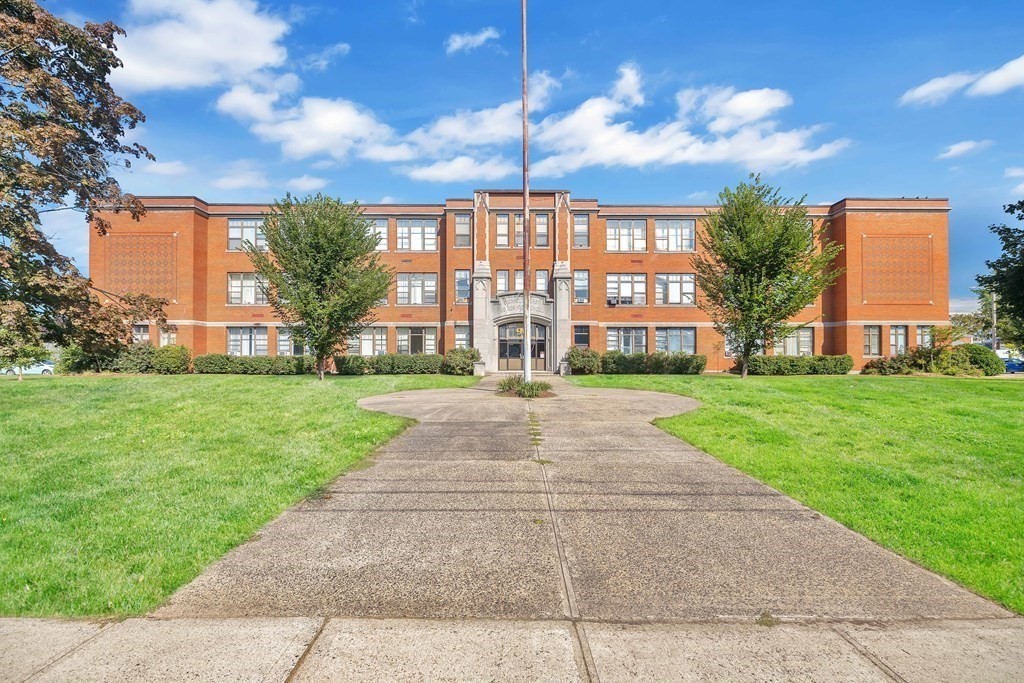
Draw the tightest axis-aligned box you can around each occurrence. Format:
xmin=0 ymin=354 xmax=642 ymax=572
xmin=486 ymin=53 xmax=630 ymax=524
xmin=105 ymin=234 xmax=176 ymax=300
xmin=861 ymin=235 xmax=932 ymax=304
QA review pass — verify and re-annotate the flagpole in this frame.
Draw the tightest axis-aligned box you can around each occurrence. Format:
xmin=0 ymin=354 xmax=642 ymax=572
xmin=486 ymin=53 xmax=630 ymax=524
xmin=521 ymin=0 xmax=532 ymax=382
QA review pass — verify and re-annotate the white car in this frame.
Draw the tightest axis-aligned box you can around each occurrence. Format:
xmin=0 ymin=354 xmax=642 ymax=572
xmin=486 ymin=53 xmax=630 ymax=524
xmin=4 ymin=360 xmax=56 ymax=376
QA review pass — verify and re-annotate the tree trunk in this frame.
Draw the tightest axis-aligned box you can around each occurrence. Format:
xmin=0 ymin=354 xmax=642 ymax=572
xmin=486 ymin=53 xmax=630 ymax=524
xmin=17 ymin=367 xmax=23 ymax=381
xmin=740 ymin=355 xmax=749 ymax=379
xmin=316 ymin=357 xmax=325 ymax=381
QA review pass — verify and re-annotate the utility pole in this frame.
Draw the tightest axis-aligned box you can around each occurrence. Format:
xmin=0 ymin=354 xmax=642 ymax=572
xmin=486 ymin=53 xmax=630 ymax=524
xmin=520 ymin=0 xmax=532 ymax=382
xmin=991 ymin=290 xmax=999 ymax=351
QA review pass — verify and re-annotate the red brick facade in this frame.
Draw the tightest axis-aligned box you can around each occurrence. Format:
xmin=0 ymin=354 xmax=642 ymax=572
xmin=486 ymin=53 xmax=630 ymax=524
xmin=90 ymin=191 xmax=950 ymax=371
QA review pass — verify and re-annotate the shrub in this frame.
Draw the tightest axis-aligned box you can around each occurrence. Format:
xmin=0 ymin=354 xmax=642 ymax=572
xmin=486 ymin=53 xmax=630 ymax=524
xmin=565 ymin=346 xmax=602 ymax=375
xmin=861 ymin=355 xmax=914 ymax=375
xmin=55 ymin=345 xmax=91 ymax=374
xmin=367 ymin=353 xmax=444 ymax=375
xmin=673 ymin=353 xmax=708 ymax=375
xmin=496 ymin=374 xmax=524 ymax=394
xmin=747 ymin=354 xmax=853 ymax=376
xmin=496 ymin=375 xmax=551 ymax=397
xmin=333 ymin=355 xmax=369 ymax=375
xmin=601 ymin=351 xmax=707 ymax=375
xmin=113 ymin=342 xmax=156 ymax=374
xmin=955 ymin=343 xmax=1004 ymax=376
xmin=442 ymin=347 xmax=481 ymax=376
xmin=193 ymin=354 xmax=234 ymax=374
xmin=193 ymin=354 xmax=313 ymax=375
xmin=152 ymin=345 xmax=192 ymax=374
xmin=601 ymin=351 xmax=626 ymax=374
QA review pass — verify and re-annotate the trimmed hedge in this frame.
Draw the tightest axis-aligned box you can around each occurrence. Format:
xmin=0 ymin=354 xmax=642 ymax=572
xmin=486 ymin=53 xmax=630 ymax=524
xmin=152 ymin=345 xmax=192 ymax=374
xmin=333 ymin=355 xmax=369 ymax=375
xmin=193 ymin=354 xmax=314 ymax=375
xmin=332 ymin=353 xmax=445 ymax=375
xmin=565 ymin=346 xmax=602 ymax=375
xmin=601 ymin=351 xmax=706 ymax=375
xmin=442 ymin=347 xmax=481 ymax=375
xmin=747 ymin=354 xmax=854 ymax=376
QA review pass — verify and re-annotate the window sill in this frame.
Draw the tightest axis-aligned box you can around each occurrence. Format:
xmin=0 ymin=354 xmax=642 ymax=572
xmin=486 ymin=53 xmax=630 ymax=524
xmin=653 ymin=303 xmax=697 ymax=307
xmin=605 ymin=251 xmax=648 ymax=255
xmin=395 ymin=250 xmax=440 ymax=253
xmin=225 ymin=303 xmax=271 ymax=307
xmin=395 ymin=304 xmax=439 ymax=307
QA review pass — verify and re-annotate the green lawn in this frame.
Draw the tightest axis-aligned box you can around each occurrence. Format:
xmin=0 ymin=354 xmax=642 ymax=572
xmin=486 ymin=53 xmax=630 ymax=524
xmin=0 ymin=374 xmax=476 ymax=617
xmin=572 ymin=374 xmax=1024 ymax=614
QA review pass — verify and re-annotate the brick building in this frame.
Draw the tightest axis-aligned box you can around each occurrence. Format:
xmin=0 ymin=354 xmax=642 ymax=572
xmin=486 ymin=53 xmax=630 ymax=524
xmin=90 ymin=190 xmax=950 ymax=371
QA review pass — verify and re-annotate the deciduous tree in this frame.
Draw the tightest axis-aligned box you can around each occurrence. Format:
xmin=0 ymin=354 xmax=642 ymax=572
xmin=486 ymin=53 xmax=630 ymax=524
xmin=0 ymin=300 xmax=47 ymax=379
xmin=694 ymin=175 xmax=844 ymax=378
xmin=245 ymin=195 xmax=392 ymax=380
xmin=977 ymin=200 xmax=1024 ymax=347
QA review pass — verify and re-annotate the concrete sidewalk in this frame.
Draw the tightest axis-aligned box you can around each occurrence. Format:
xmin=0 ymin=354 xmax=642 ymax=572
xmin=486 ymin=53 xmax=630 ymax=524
xmin=5 ymin=375 xmax=1022 ymax=681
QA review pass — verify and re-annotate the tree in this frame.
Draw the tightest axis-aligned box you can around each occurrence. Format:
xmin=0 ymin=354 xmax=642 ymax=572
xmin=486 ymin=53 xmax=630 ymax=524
xmin=977 ymin=200 xmax=1024 ymax=348
xmin=1 ymin=1 xmax=164 ymax=354
xmin=950 ymin=287 xmax=1023 ymax=348
xmin=245 ymin=195 xmax=393 ymax=380
xmin=0 ymin=300 xmax=48 ymax=379
xmin=694 ymin=175 xmax=844 ymax=378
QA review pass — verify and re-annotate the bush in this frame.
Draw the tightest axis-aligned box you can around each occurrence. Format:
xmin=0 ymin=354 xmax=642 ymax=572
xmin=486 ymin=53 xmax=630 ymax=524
xmin=601 ymin=351 xmax=707 ymax=375
xmin=496 ymin=374 xmax=524 ymax=394
xmin=496 ymin=375 xmax=551 ymax=397
xmin=862 ymin=344 xmax=999 ymax=377
xmin=152 ymin=345 xmax=192 ymax=374
xmin=193 ymin=354 xmax=234 ymax=374
xmin=955 ymin=343 xmax=1004 ymax=376
xmin=55 ymin=345 xmax=91 ymax=374
xmin=747 ymin=354 xmax=853 ymax=376
xmin=193 ymin=354 xmax=313 ymax=375
xmin=333 ymin=355 xmax=369 ymax=375
xmin=113 ymin=342 xmax=156 ymax=374
xmin=861 ymin=355 xmax=915 ymax=375
xmin=565 ymin=346 xmax=602 ymax=375
xmin=672 ymin=353 xmax=708 ymax=375
xmin=442 ymin=347 xmax=481 ymax=376
xmin=367 ymin=353 xmax=444 ymax=375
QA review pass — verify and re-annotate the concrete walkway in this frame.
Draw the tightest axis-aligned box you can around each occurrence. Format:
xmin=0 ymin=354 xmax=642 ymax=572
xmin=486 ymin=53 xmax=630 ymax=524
xmin=5 ymin=375 xmax=1023 ymax=681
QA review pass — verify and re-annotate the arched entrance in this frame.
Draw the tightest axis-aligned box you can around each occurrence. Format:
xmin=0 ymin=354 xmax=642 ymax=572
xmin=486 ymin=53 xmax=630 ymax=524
xmin=498 ymin=322 xmax=547 ymax=371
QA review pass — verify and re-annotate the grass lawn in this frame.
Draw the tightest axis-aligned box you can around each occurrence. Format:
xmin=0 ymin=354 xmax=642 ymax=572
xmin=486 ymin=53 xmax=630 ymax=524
xmin=572 ymin=374 xmax=1024 ymax=614
xmin=0 ymin=373 xmax=476 ymax=617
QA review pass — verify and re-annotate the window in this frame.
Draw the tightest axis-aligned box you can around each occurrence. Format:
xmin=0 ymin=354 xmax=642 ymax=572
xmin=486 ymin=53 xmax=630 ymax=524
xmin=455 ymin=325 xmax=471 ymax=349
xmin=535 ymin=214 xmax=549 ymax=247
xmin=396 ymin=273 xmax=438 ymax=305
xmin=535 ymin=269 xmax=549 ymax=292
xmin=606 ymin=219 xmax=646 ymax=252
xmin=607 ymin=327 xmax=647 ymax=353
xmin=655 ymin=219 xmax=696 ymax=252
xmin=864 ymin=325 xmax=881 ymax=357
xmin=724 ymin=329 xmax=743 ymax=358
xmin=514 ymin=214 xmax=524 ymax=247
xmin=917 ymin=325 xmax=933 ymax=348
xmin=228 ymin=327 xmax=267 ymax=356
xmin=890 ymin=325 xmax=908 ymax=355
xmin=228 ymin=218 xmax=266 ymax=251
xmin=497 ymin=214 xmax=510 ymax=247
xmin=654 ymin=273 xmax=695 ymax=305
xmin=774 ymin=328 xmax=814 ymax=357
xmin=514 ymin=270 xmax=524 ymax=292
xmin=278 ymin=328 xmax=308 ymax=356
xmin=159 ymin=329 xmax=176 ymax=347
xmin=132 ymin=324 xmax=150 ymax=343
xmin=228 ymin=272 xmax=269 ymax=305
xmin=346 ymin=327 xmax=386 ymax=357
xmin=397 ymin=218 xmax=438 ymax=251
xmin=371 ymin=218 xmax=388 ymax=251
xmin=573 ymin=214 xmax=590 ymax=248
xmin=573 ymin=325 xmax=590 ymax=348
xmin=607 ymin=273 xmax=646 ymax=305
xmin=656 ymin=327 xmax=696 ymax=354
xmin=397 ymin=327 xmax=436 ymax=355
xmin=454 ymin=214 xmax=471 ymax=248
xmin=574 ymin=270 xmax=590 ymax=303
xmin=455 ymin=269 xmax=471 ymax=302
xmin=496 ymin=270 xmax=509 ymax=293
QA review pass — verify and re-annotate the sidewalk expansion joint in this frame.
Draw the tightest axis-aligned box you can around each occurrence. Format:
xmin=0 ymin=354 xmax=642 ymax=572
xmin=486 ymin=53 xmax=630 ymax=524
xmin=831 ymin=625 xmax=908 ymax=683
xmin=283 ymin=617 xmax=328 ymax=683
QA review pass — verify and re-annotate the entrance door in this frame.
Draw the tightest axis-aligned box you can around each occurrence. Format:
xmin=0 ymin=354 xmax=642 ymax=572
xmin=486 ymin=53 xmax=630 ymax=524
xmin=498 ymin=323 xmax=547 ymax=371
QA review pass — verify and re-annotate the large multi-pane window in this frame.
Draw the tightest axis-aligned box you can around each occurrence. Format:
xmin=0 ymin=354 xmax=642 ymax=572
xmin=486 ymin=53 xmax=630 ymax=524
xmin=607 ymin=327 xmax=647 ymax=353
xmin=916 ymin=325 xmax=933 ymax=348
xmin=606 ymin=219 xmax=646 ymax=252
xmin=574 ymin=270 xmax=590 ymax=302
xmin=227 ymin=218 xmax=266 ymax=251
xmin=535 ymin=269 xmax=549 ymax=292
xmin=132 ymin=324 xmax=150 ymax=343
xmin=454 ymin=325 xmax=471 ymax=349
xmin=371 ymin=218 xmax=388 ymax=251
xmin=455 ymin=269 xmax=471 ymax=302
xmin=890 ymin=325 xmax=908 ymax=354
xmin=535 ymin=214 xmax=549 ymax=247
xmin=655 ymin=219 xmax=696 ymax=252
xmin=228 ymin=327 xmax=268 ymax=356
xmin=347 ymin=327 xmax=386 ymax=356
xmin=496 ymin=270 xmax=509 ymax=293
xmin=514 ymin=214 xmax=525 ymax=247
xmin=656 ymin=327 xmax=696 ymax=354
xmin=573 ymin=325 xmax=590 ymax=348
xmin=277 ymin=327 xmax=307 ymax=357
xmin=159 ymin=329 xmax=177 ymax=347
xmin=497 ymin=215 xmax=510 ymax=247
xmin=397 ymin=327 xmax=436 ymax=355
xmin=864 ymin=325 xmax=881 ymax=356
xmin=454 ymin=214 xmax=471 ymax=248
xmin=774 ymin=328 xmax=814 ymax=357
xmin=514 ymin=270 xmax=524 ymax=291
xmin=607 ymin=273 xmax=646 ymax=305
xmin=396 ymin=273 xmax=437 ymax=305
xmin=396 ymin=218 xmax=438 ymax=251
xmin=228 ymin=273 xmax=269 ymax=305
xmin=654 ymin=273 xmax=696 ymax=305
xmin=574 ymin=214 xmax=590 ymax=248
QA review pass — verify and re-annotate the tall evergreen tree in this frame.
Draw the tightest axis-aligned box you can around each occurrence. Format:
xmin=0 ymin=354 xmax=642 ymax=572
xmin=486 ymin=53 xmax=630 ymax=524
xmin=694 ymin=176 xmax=844 ymax=377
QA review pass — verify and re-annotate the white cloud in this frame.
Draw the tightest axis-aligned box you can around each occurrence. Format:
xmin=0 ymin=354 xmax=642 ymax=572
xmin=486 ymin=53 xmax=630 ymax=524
xmin=402 ymin=155 xmax=517 ymax=182
xmin=286 ymin=175 xmax=328 ymax=192
xmin=968 ymin=53 xmax=1024 ymax=96
xmin=216 ymin=84 xmax=280 ymax=122
xmin=112 ymin=0 xmax=289 ymax=92
xmin=1008 ymin=169 xmax=1024 ymax=195
xmin=949 ymin=297 xmax=978 ymax=314
xmin=937 ymin=140 xmax=993 ymax=159
xmin=378 ymin=195 xmax=398 ymax=203
xmin=899 ymin=72 xmax=977 ymax=106
xmin=302 ymin=42 xmax=351 ymax=71
xmin=686 ymin=190 xmax=712 ymax=202
xmin=213 ymin=160 xmax=269 ymax=190
xmin=139 ymin=160 xmax=191 ymax=175
xmin=445 ymin=27 xmax=500 ymax=55
xmin=611 ymin=64 xmax=644 ymax=107
xmin=250 ymin=97 xmax=397 ymax=161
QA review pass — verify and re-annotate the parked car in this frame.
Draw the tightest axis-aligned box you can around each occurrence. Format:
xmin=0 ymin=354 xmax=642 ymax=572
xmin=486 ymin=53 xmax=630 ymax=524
xmin=1004 ymin=357 xmax=1024 ymax=374
xmin=4 ymin=360 xmax=56 ymax=377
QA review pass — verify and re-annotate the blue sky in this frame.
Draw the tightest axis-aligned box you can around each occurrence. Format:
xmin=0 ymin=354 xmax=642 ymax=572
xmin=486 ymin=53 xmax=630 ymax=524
xmin=43 ymin=0 xmax=1024 ymax=311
